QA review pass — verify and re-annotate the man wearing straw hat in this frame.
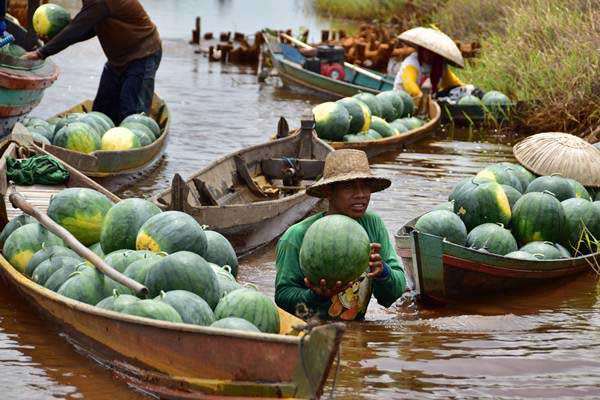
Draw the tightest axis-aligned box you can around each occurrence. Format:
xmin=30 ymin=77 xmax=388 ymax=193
xmin=275 ymin=149 xmax=406 ymax=321
xmin=394 ymin=26 xmax=478 ymax=104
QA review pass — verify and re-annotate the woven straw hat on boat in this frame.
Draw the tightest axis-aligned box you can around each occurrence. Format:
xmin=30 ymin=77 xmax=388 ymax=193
xmin=306 ymin=149 xmax=391 ymax=198
xmin=398 ymin=27 xmax=465 ymax=68
xmin=513 ymin=132 xmax=600 ymax=187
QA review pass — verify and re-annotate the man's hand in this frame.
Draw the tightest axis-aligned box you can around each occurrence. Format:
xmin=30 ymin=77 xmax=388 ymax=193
xmin=22 ymin=51 xmax=41 ymax=61
xmin=367 ymin=243 xmax=384 ymax=278
xmin=304 ymin=277 xmax=349 ymax=299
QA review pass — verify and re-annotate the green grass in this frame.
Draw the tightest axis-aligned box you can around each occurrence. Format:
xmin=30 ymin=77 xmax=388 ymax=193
xmin=313 ymin=0 xmax=438 ymax=22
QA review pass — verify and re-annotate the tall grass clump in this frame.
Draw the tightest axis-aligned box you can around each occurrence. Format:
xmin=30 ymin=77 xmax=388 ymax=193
xmin=313 ymin=0 xmax=440 ymax=22
xmin=435 ymin=0 xmax=599 ymax=134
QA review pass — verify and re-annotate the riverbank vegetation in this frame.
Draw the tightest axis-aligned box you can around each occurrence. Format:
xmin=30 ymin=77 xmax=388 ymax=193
xmin=313 ymin=0 xmax=599 ymax=134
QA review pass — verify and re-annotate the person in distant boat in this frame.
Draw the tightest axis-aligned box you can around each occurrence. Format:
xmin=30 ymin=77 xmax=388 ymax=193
xmin=275 ymin=149 xmax=406 ymax=321
xmin=394 ymin=26 xmax=475 ymax=105
xmin=23 ymin=0 xmax=162 ymax=124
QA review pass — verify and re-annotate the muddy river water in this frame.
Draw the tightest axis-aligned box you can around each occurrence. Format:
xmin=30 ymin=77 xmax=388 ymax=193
xmin=1 ymin=1 xmax=599 ymax=398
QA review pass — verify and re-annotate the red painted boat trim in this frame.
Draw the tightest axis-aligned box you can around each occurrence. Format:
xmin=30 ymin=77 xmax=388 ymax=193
xmin=0 ymin=102 xmax=38 ymax=117
xmin=0 ymin=67 xmax=59 ymax=90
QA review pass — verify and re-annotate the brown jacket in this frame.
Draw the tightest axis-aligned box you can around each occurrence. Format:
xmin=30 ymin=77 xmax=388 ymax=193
xmin=39 ymin=0 xmax=161 ymax=67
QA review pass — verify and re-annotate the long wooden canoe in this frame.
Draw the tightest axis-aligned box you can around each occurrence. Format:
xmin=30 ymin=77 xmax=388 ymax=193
xmin=154 ymin=120 xmax=333 ymax=256
xmin=0 ymin=136 xmax=345 ymax=399
xmin=395 ymin=217 xmax=595 ymax=304
xmin=34 ymin=94 xmax=170 ymax=177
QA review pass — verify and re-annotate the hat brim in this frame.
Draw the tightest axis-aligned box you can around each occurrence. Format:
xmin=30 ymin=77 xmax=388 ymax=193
xmin=398 ymin=27 xmax=465 ymax=69
xmin=306 ymin=173 xmax=391 ymax=198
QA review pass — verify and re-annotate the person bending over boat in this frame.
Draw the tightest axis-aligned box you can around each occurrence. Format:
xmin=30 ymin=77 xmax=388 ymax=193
xmin=393 ymin=27 xmax=479 ymax=105
xmin=275 ymin=149 xmax=406 ymax=321
xmin=23 ymin=0 xmax=161 ymax=124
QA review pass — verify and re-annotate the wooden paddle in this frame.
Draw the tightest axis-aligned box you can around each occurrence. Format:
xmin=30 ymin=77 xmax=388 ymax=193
xmin=279 ymin=33 xmax=393 ymax=84
xmin=9 ymin=192 xmax=148 ymax=296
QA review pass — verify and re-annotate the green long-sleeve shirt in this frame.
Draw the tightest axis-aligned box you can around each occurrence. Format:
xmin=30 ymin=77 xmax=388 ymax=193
xmin=275 ymin=211 xmax=406 ymax=320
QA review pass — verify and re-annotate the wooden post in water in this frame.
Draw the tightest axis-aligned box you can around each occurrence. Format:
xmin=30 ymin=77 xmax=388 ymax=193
xmin=191 ymin=16 xmax=200 ymax=44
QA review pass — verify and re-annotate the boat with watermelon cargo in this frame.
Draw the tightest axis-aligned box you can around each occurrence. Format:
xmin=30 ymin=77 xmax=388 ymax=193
xmin=0 ymin=137 xmax=344 ymax=399
xmin=263 ymin=31 xmax=510 ymax=125
xmin=153 ymin=120 xmax=333 ymax=256
xmin=29 ymin=94 xmax=170 ymax=177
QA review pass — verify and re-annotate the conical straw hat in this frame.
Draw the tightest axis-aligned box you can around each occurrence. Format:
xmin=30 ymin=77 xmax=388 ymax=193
xmin=398 ymin=27 xmax=465 ymax=68
xmin=513 ymin=132 xmax=600 ymax=187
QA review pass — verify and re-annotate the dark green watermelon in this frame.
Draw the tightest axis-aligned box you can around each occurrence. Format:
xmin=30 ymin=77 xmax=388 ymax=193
xmin=104 ymin=249 xmax=159 ymax=273
xmin=57 ymin=266 xmax=105 ymax=305
xmin=505 ymin=251 xmax=541 ymax=260
xmin=121 ymin=299 xmax=183 ymax=323
xmin=353 ymin=93 xmax=382 ymax=117
xmin=369 ymin=116 xmax=396 ymax=138
xmin=512 ymin=192 xmax=566 ymax=245
xmin=32 ymin=256 xmax=82 ymax=286
xmin=312 ymin=102 xmax=351 ymax=141
xmin=501 ymin=184 xmax=522 ymax=210
xmin=96 ymin=293 xmax=140 ymax=312
xmin=44 ymin=261 xmax=88 ymax=292
xmin=465 ymin=223 xmax=518 ymax=255
xmin=566 ymin=178 xmax=591 ymax=200
xmin=0 ymin=214 xmax=36 ymax=247
xmin=525 ymin=175 xmax=576 ymax=201
xmin=156 ymin=290 xmax=215 ymax=326
xmin=376 ymin=91 xmax=404 ymax=120
xmin=414 ymin=210 xmax=467 ymax=245
xmin=561 ymin=198 xmax=600 ymax=253
xmin=396 ymin=91 xmax=414 ymax=117
xmin=477 ymin=164 xmax=524 ymax=192
xmin=214 ymin=288 xmax=280 ymax=334
xmin=203 ymin=231 xmax=238 ymax=277
xmin=452 ymin=179 xmax=511 ymax=231
xmin=210 ymin=317 xmax=260 ymax=333
xmin=336 ymin=97 xmax=371 ymax=134
xmin=136 ymin=211 xmax=208 ymax=257
xmin=519 ymin=241 xmax=564 ymax=259
xmin=25 ymin=245 xmax=81 ymax=277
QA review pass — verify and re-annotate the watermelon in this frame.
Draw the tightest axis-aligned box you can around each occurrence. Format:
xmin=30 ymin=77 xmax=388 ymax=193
xmin=505 ymin=251 xmax=541 ymax=260
xmin=25 ymin=246 xmax=80 ymax=277
xmin=104 ymin=249 xmax=160 ymax=273
xmin=496 ymin=163 xmax=535 ymax=189
xmin=210 ymin=317 xmax=260 ymax=332
xmin=31 ymin=131 xmax=51 ymax=145
xmin=88 ymin=242 xmax=105 ymax=259
xmin=214 ymin=288 xmax=280 ymax=334
xmin=299 ymin=214 xmax=370 ymax=288
xmin=44 ymin=260 xmax=88 ymax=292
xmin=414 ymin=210 xmax=467 ymax=245
xmin=452 ymin=179 xmax=511 ymax=231
xmin=561 ymin=198 xmax=600 ymax=253
xmin=432 ymin=201 xmax=454 ymax=212
xmin=519 ymin=241 xmax=564 ymax=259
xmin=566 ymin=178 xmax=591 ymax=200
xmin=364 ymin=130 xmax=383 ymax=140
xmin=100 ymin=198 xmax=162 ymax=253
xmin=144 ymin=251 xmax=221 ymax=309
xmin=47 ymin=188 xmax=113 ymax=245
xmin=555 ymin=243 xmax=572 ymax=258
xmin=482 ymin=91 xmax=510 ymax=107
xmin=53 ymin=122 xmax=101 ymax=154
xmin=102 ymin=275 xmax=135 ymax=297
xmin=156 ymin=290 xmax=215 ymax=326
xmin=336 ymin=97 xmax=371 ymax=134
xmin=400 ymin=117 xmax=424 ymax=130
xmin=88 ymin=111 xmax=115 ymax=131
xmin=32 ymin=3 xmax=70 ymax=40
xmin=376 ymin=91 xmax=404 ymax=120
xmin=96 ymin=293 xmax=140 ymax=312
xmin=121 ymin=299 xmax=183 ymax=323
xmin=369 ymin=116 xmax=396 ymax=138
xmin=57 ymin=266 xmax=105 ymax=305
xmin=466 ymin=223 xmax=518 ymax=255
xmin=121 ymin=113 xmax=160 ymax=139
xmin=119 ymin=122 xmax=154 ymax=145
xmin=210 ymin=263 xmax=241 ymax=298
xmin=342 ymin=134 xmax=364 ymax=142
xmin=28 ymin=124 xmax=55 ymax=142
xmin=511 ymin=192 xmax=566 ymax=245
xmin=203 ymin=231 xmax=238 ymax=277
xmin=78 ymin=114 xmax=107 ymax=137
xmin=476 ymin=164 xmax=524 ymax=192
xmin=32 ymin=256 xmax=82 ymax=286
xmin=458 ymin=95 xmax=482 ymax=106
xmin=0 ymin=214 xmax=35 ymax=247
xmin=54 ymin=113 xmax=85 ymax=134
xmin=501 ymin=184 xmax=522 ymax=210
xmin=353 ymin=93 xmax=382 ymax=117
xmin=312 ymin=102 xmax=351 ymax=141
xmin=123 ymin=257 xmax=162 ymax=289
xmin=396 ymin=91 xmax=414 ymax=117
xmin=525 ymin=175 xmax=576 ymax=201
xmin=374 ymin=93 xmax=396 ymax=122
xmin=448 ymin=177 xmax=493 ymax=202
xmin=390 ymin=119 xmax=408 ymax=133
xmin=101 ymin=127 xmax=141 ymax=150
xmin=136 ymin=211 xmax=207 ymax=256
xmin=3 ymin=223 xmax=64 ymax=272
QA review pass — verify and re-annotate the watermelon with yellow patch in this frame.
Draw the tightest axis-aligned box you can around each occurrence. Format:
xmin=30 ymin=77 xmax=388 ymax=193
xmin=47 ymin=188 xmax=113 ymax=245
xmin=101 ymin=127 xmax=141 ymax=151
xmin=33 ymin=3 xmax=70 ymax=40
xmin=312 ymin=102 xmax=351 ymax=141
xmin=336 ymin=97 xmax=371 ymax=134
xmin=52 ymin=122 xmax=101 ymax=154
xmin=2 ymin=223 xmax=63 ymax=272
xmin=452 ymin=179 xmax=511 ymax=231
xmin=136 ymin=211 xmax=208 ymax=256
xmin=511 ymin=191 xmax=566 ymax=245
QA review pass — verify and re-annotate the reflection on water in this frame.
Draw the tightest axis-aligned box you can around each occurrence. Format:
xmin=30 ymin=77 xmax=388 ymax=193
xmin=2 ymin=0 xmax=599 ymax=398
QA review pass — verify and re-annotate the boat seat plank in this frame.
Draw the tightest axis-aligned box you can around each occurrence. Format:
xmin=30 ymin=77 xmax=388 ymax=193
xmin=234 ymin=155 xmax=269 ymax=198
xmin=4 ymin=184 xmax=64 ymax=220
xmin=192 ymin=178 xmax=220 ymax=206
xmin=261 ymin=158 xmax=324 ymax=180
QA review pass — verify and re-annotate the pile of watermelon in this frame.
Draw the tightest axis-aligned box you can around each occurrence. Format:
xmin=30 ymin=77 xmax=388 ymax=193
xmin=415 ymin=162 xmax=600 ymax=260
xmin=1 ymin=188 xmax=280 ymax=334
xmin=312 ymin=90 xmax=428 ymax=143
xmin=455 ymin=90 xmax=512 ymax=116
xmin=22 ymin=112 xmax=161 ymax=154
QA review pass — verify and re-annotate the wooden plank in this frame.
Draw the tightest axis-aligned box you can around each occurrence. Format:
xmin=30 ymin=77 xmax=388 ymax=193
xmin=260 ymin=158 xmax=324 ymax=180
xmin=234 ymin=155 xmax=268 ymax=198
xmin=192 ymin=177 xmax=220 ymax=206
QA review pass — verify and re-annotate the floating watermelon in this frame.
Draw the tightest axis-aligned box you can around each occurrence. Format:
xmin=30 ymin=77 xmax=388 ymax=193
xmin=32 ymin=3 xmax=70 ymax=40
xmin=525 ymin=175 xmax=575 ymax=201
xmin=53 ymin=122 xmax=101 ymax=154
xmin=299 ymin=214 xmax=370 ymax=288
xmin=210 ymin=317 xmax=260 ymax=332
xmin=369 ymin=116 xmax=396 ymax=138
xmin=47 ymin=188 xmax=113 ymax=245
xmin=120 ymin=299 xmax=183 ymax=323
xmin=203 ymin=231 xmax=238 ymax=277
xmin=136 ymin=211 xmax=207 ymax=256
xmin=214 ymin=288 xmax=280 ymax=334
xmin=511 ymin=192 xmax=566 ymax=245
xmin=101 ymin=127 xmax=141 ymax=150
xmin=121 ymin=113 xmax=160 ymax=139
xmin=156 ymin=290 xmax=215 ymax=326
xmin=466 ymin=223 xmax=518 ymax=255
xmin=3 ymin=223 xmax=64 ymax=272
xmin=452 ymin=179 xmax=511 ymax=231
xmin=336 ymin=97 xmax=371 ymax=134
xmin=312 ymin=102 xmax=351 ymax=141
xmin=415 ymin=210 xmax=467 ymax=245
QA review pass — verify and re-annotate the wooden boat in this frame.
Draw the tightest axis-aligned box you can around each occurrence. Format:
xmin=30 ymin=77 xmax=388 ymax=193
xmin=35 ymin=94 xmax=170 ymax=177
xmin=395 ymin=216 xmax=595 ymax=304
xmin=154 ymin=120 xmax=333 ymax=256
xmin=0 ymin=136 xmax=345 ymax=399
xmin=0 ymin=9 xmax=58 ymax=138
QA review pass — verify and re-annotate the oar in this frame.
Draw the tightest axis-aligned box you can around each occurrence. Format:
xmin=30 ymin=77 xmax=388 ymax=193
xmin=9 ymin=192 xmax=148 ymax=296
xmin=279 ymin=32 xmax=393 ymax=84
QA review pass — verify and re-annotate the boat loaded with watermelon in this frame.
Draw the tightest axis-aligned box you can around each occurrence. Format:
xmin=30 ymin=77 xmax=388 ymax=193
xmin=395 ymin=133 xmax=600 ymax=304
xmin=0 ymin=134 xmax=344 ymax=399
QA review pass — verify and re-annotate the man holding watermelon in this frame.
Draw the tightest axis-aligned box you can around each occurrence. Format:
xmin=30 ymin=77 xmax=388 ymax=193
xmin=23 ymin=0 xmax=161 ymax=124
xmin=275 ymin=149 xmax=407 ymax=321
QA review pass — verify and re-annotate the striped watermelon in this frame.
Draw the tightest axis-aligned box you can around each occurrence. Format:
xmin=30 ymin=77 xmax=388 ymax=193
xmin=214 ymin=288 xmax=280 ymax=334
xmin=3 ymin=223 xmax=64 ymax=272
xmin=53 ymin=122 xmax=101 ymax=154
xmin=136 ymin=211 xmax=207 ymax=256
